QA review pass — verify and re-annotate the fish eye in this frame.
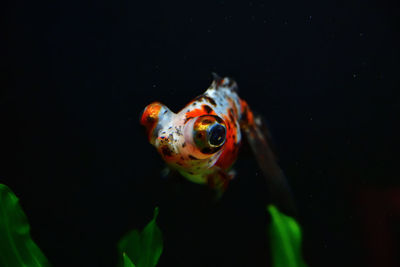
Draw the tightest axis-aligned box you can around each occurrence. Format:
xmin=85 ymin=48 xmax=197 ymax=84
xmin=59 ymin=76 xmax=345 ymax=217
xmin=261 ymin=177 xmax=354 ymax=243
xmin=208 ymin=124 xmax=226 ymax=147
xmin=192 ymin=115 xmax=226 ymax=154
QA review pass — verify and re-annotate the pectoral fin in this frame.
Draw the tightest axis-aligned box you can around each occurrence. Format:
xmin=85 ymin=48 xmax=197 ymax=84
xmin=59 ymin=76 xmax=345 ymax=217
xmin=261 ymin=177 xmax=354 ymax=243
xmin=206 ymin=168 xmax=235 ymax=199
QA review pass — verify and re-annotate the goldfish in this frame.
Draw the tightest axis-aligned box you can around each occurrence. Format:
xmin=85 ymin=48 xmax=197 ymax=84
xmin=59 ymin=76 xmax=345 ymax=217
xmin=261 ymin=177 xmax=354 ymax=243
xmin=141 ymin=74 xmax=294 ymax=210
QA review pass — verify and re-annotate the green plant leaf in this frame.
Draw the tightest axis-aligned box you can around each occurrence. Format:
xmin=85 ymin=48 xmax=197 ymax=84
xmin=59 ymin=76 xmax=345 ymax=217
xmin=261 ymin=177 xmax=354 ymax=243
xmin=0 ymin=184 xmax=50 ymax=267
xmin=118 ymin=207 xmax=163 ymax=267
xmin=122 ymin=252 xmax=136 ymax=267
xmin=267 ymin=204 xmax=308 ymax=267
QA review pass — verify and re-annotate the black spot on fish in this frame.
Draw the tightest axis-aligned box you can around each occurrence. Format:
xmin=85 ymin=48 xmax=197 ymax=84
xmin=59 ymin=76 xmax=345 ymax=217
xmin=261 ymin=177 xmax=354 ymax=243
xmin=201 ymin=119 xmax=212 ymax=125
xmin=202 ymin=105 xmax=213 ymax=114
xmin=242 ymin=106 xmax=249 ymax=124
xmin=194 ymin=94 xmax=204 ymax=101
xmin=163 ymin=110 xmax=168 ymax=114
xmin=161 ymin=146 xmax=173 ymax=157
xmin=201 ymin=147 xmax=213 ymax=154
xmin=214 ymin=116 xmax=223 ymax=123
xmin=184 ymin=116 xmax=193 ymax=124
xmin=189 ymin=155 xmax=199 ymax=160
xmin=146 ymin=116 xmax=155 ymax=123
xmin=229 ymin=111 xmax=235 ymax=124
xmin=204 ymin=96 xmax=217 ymax=106
xmin=182 ymin=142 xmax=186 ymax=148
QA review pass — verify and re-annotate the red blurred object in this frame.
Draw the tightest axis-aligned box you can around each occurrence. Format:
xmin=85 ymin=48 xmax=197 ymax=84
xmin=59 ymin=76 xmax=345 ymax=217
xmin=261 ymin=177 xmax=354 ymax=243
xmin=357 ymin=187 xmax=400 ymax=267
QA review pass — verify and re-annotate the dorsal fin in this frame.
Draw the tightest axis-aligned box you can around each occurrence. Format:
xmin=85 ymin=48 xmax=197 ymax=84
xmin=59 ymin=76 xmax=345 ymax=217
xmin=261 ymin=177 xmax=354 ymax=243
xmin=211 ymin=72 xmax=223 ymax=84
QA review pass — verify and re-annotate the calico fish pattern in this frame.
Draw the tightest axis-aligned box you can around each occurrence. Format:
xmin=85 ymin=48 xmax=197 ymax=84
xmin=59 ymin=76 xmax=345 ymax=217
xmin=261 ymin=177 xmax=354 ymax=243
xmin=140 ymin=72 xmax=298 ymax=214
xmin=140 ymin=74 xmax=255 ymax=193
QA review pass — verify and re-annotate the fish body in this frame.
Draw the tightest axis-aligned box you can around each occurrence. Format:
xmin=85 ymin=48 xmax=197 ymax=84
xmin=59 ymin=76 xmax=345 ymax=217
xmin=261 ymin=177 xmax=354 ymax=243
xmin=140 ymin=75 xmax=254 ymax=192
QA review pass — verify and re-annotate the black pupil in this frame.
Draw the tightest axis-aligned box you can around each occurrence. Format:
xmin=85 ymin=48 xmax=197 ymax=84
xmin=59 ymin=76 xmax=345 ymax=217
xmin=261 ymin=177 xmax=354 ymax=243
xmin=209 ymin=124 xmax=226 ymax=146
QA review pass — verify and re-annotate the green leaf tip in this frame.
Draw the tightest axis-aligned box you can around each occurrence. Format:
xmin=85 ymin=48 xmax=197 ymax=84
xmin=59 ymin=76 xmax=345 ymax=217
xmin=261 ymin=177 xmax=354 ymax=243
xmin=118 ymin=207 xmax=163 ymax=267
xmin=0 ymin=183 xmax=50 ymax=267
xmin=153 ymin=206 xmax=159 ymax=220
xmin=123 ymin=252 xmax=136 ymax=267
xmin=267 ymin=204 xmax=308 ymax=267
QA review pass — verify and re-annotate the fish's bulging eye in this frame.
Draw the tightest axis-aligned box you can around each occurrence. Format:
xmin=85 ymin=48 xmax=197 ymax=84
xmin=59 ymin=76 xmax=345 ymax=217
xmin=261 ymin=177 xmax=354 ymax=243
xmin=192 ymin=115 xmax=226 ymax=154
xmin=208 ymin=124 xmax=226 ymax=147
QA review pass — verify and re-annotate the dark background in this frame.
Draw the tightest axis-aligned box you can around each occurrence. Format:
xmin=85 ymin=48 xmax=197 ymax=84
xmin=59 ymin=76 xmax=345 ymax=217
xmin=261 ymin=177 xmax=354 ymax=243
xmin=1 ymin=0 xmax=399 ymax=266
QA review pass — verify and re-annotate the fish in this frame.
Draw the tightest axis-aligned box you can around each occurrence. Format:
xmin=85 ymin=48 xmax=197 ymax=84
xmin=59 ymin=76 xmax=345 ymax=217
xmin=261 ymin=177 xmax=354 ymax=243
xmin=140 ymin=73 xmax=295 ymax=213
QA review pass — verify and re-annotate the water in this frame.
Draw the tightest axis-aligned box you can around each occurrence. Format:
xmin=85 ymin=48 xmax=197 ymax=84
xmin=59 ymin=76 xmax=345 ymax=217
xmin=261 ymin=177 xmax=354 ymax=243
xmin=1 ymin=0 xmax=398 ymax=266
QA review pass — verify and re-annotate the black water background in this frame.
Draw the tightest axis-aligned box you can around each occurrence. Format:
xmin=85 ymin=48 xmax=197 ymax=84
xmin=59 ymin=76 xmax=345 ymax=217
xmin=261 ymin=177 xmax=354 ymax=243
xmin=1 ymin=0 xmax=399 ymax=266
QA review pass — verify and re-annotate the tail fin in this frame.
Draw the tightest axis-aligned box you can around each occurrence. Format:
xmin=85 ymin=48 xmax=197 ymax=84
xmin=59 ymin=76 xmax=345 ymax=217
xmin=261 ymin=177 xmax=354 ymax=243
xmin=243 ymin=111 xmax=297 ymax=216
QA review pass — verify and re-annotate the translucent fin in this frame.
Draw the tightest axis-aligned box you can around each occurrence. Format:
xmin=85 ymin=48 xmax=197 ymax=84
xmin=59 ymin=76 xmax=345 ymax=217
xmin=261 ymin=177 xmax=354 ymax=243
xmin=244 ymin=115 xmax=297 ymax=216
xmin=211 ymin=72 xmax=222 ymax=83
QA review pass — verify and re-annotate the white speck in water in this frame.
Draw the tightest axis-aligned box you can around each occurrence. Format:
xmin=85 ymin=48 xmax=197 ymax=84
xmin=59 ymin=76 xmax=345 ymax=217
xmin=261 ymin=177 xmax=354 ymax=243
xmin=310 ymin=117 xmax=313 ymax=121
xmin=152 ymin=84 xmax=157 ymax=88
xmin=353 ymin=73 xmax=357 ymax=78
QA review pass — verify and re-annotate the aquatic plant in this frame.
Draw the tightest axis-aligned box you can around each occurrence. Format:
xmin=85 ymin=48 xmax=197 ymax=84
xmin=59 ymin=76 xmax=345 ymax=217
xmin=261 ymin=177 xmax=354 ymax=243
xmin=268 ymin=205 xmax=308 ymax=267
xmin=0 ymin=184 xmax=307 ymax=267
xmin=0 ymin=184 xmax=50 ymax=267
xmin=117 ymin=207 xmax=163 ymax=267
